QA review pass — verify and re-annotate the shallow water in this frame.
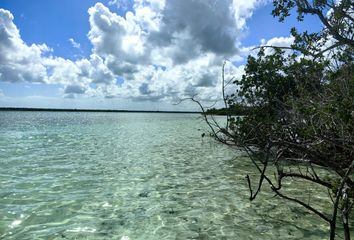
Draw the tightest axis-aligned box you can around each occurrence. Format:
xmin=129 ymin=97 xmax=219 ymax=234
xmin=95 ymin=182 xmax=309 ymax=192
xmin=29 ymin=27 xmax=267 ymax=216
xmin=0 ymin=111 xmax=346 ymax=239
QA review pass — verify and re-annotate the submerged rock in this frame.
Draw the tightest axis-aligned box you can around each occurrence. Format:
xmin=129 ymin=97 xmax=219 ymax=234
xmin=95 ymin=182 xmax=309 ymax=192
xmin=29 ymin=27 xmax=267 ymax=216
xmin=138 ymin=191 xmax=149 ymax=198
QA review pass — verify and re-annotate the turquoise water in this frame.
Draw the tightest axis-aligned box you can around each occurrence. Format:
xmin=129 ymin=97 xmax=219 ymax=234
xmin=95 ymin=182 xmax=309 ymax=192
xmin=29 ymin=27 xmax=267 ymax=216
xmin=0 ymin=111 xmax=337 ymax=239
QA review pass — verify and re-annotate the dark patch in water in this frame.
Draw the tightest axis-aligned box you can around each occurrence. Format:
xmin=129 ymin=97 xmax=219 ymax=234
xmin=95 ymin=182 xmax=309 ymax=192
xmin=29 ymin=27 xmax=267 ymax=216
xmin=138 ymin=191 xmax=149 ymax=197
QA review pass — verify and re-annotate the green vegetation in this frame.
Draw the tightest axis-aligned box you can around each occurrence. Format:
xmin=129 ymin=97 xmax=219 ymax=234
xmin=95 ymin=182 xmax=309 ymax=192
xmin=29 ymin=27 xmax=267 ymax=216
xmin=203 ymin=104 xmax=253 ymax=115
xmin=200 ymin=1 xmax=354 ymax=239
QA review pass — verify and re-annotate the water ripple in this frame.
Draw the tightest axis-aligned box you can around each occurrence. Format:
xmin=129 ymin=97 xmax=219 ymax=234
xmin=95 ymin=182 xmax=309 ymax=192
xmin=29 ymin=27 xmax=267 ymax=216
xmin=0 ymin=111 xmax=346 ymax=239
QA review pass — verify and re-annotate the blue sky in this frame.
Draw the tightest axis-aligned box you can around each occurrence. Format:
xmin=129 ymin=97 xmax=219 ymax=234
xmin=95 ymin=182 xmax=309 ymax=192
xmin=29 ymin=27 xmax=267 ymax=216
xmin=0 ymin=0 xmax=321 ymax=110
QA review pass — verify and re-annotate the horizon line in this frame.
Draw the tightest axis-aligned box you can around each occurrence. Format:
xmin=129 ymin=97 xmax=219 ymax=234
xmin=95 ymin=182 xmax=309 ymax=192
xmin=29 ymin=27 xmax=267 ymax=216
xmin=0 ymin=107 xmax=201 ymax=114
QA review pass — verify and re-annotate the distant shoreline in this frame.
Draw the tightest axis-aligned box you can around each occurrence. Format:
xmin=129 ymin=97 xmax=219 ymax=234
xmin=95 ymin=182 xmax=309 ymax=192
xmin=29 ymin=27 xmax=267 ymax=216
xmin=0 ymin=107 xmax=201 ymax=114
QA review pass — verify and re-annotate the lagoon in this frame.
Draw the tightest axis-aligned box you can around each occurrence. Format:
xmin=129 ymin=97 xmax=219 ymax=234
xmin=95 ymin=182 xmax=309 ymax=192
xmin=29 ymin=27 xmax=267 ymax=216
xmin=0 ymin=111 xmax=331 ymax=239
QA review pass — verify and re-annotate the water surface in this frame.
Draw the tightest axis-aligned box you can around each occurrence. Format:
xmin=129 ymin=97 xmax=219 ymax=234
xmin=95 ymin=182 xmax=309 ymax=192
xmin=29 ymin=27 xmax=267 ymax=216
xmin=0 ymin=111 xmax=338 ymax=239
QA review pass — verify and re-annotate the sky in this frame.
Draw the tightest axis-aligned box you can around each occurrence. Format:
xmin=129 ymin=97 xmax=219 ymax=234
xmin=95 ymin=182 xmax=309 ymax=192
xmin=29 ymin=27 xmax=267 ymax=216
xmin=0 ymin=0 xmax=321 ymax=111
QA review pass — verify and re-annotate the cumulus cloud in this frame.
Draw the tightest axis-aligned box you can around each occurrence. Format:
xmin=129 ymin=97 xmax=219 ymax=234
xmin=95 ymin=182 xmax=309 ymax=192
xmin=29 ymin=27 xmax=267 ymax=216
xmin=261 ymin=36 xmax=294 ymax=46
xmin=83 ymin=0 xmax=265 ymax=101
xmin=87 ymin=0 xmax=265 ymax=68
xmin=0 ymin=0 xmax=269 ymax=106
xmin=259 ymin=35 xmax=294 ymax=55
xmin=0 ymin=9 xmax=50 ymax=83
xmin=148 ymin=0 xmax=239 ymax=63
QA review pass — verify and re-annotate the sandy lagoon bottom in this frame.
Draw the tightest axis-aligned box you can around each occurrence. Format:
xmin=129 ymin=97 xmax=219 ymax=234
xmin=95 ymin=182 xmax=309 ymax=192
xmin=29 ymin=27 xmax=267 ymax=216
xmin=0 ymin=111 xmax=348 ymax=239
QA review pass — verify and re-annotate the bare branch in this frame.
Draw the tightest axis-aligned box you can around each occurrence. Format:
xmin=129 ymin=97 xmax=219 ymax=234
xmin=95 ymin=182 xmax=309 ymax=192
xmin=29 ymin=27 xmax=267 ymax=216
xmin=272 ymin=187 xmax=331 ymax=222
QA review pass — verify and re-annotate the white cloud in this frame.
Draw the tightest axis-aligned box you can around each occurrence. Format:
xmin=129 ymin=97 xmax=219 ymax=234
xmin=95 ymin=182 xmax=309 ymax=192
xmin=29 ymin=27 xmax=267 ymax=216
xmin=87 ymin=0 xmax=265 ymax=68
xmin=68 ymin=38 xmax=81 ymax=48
xmin=259 ymin=35 xmax=294 ymax=55
xmin=0 ymin=9 xmax=50 ymax=83
xmin=231 ymin=0 xmax=266 ymax=30
xmin=83 ymin=1 xmax=265 ymax=101
xmin=261 ymin=35 xmax=294 ymax=47
xmin=0 ymin=1 xmax=270 ymax=107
